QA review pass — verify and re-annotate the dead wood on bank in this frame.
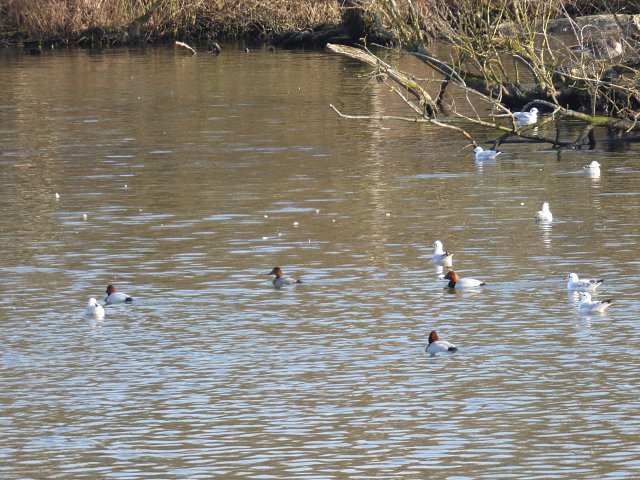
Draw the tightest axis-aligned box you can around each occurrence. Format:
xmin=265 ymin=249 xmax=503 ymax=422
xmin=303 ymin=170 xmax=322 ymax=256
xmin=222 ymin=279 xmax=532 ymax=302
xmin=128 ymin=0 xmax=165 ymax=43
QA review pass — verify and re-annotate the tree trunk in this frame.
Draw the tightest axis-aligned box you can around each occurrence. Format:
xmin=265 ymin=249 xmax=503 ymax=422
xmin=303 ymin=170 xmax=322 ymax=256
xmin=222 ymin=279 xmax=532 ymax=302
xmin=128 ymin=0 xmax=165 ymax=43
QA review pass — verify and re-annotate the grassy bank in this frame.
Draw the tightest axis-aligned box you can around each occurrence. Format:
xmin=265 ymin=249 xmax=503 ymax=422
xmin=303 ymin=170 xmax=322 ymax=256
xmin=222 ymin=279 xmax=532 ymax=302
xmin=0 ymin=0 xmax=342 ymax=46
xmin=2 ymin=0 xmax=639 ymax=48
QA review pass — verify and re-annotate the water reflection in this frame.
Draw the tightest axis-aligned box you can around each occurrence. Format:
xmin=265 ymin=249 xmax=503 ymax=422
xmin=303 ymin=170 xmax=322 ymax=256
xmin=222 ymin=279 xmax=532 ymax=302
xmin=537 ymin=220 xmax=553 ymax=249
xmin=474 ymin=157 xmax=497 ymax=174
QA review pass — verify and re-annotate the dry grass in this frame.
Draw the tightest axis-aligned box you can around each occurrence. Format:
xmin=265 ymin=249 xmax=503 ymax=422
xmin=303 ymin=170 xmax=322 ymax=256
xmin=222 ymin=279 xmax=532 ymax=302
xmin=2 ymin=0 xmax=637 ymax=43
xmin=0 ymin=0 xmax=342 ymax=41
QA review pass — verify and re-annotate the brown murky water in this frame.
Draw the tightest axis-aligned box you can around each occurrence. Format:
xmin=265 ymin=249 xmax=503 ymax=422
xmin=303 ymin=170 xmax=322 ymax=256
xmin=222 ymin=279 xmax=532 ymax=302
xmin=1 ymin=45 xmax=640 ymax=479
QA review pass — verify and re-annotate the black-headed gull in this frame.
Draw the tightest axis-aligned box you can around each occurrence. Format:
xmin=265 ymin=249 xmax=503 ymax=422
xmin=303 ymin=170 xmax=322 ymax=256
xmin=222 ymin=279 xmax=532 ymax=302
xmin=444 ymin=270 xmax=486 ymax=289
xmin=578 ymin=292 xmax=613 ymax=313
xmin=105 ymin=285 xmax=133 ymax=304
xmin=85 ymin=298 xmax=105 ymax=318
xmin=567 ymin=273 xmax=604 ymax=292
xmin=432 ymin=240 xmax=453 ymax=266
xmin=425 ymin=330 xmax=458 ymax=356
xmin=513 ymin=107 xmax=538 ymax=126
xmin=474 ymin=146 xmax=500 ymax=161
xmin=535 ymin=202 xmax=553 ymax=222
xmin=268 ymin=266 xmax=302 ymax=287
xmin=584 ymin=160 xmax=601 ymax=178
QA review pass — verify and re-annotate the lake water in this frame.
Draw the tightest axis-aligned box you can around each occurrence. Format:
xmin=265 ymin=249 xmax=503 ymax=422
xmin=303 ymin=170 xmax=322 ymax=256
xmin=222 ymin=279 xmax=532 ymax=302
xmin=1 ymin=44 xmax=639 ymax=479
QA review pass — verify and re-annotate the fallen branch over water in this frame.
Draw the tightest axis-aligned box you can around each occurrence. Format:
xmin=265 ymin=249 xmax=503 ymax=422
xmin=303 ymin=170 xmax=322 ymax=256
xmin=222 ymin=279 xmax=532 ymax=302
xmin=175 ymin=41 xmax=197 ymax=55
xmin=326 ymin=40 xmax=640 ymax=149
xmin=326 ymin=43 xmax=438 ymax=118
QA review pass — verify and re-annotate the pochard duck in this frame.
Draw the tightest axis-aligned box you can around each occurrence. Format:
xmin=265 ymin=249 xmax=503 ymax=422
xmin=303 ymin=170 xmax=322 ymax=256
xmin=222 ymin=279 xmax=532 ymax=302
xmin=425 ymin=330 xmax=458 ymax=355
xmin=105 ymin=285 xmax=133 ymax=304
xmin=443 ymin=270 xmax=486 ymax=289
xmin=535 ymin=202 xmax=553 ymax=222
xmin=268 ymin=267 xmax=302 ymax=287
xmin=513 ymin=107 xmax=538 ymax=126
xmin=474 ymin=146 xmax=500 ymax=161
xmin=432 ymin=240 xmax=453 ymax=266
xmin=567 ymin=273 xmax=604 ymax=292
xmin=578 ymin=291 xmax=613 ymax=313
xmin=85 ymin=298 xmax=105 ymax=318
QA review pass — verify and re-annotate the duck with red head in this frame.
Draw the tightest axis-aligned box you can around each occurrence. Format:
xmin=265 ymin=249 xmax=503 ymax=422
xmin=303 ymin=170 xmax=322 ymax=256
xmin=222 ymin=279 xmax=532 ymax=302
xmin=426 ymin=330 xmax=458 ymax=355
xmin=105 ymin=285 xmax=133 ymax=304
xmin=268 ymin=267 xmax=302 ymax=288
xmin=443 ymin=270 xmax=486 ymax=289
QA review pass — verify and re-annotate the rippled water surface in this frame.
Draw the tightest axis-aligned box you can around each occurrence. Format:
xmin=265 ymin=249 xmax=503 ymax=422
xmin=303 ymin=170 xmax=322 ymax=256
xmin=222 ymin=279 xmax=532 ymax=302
xmin=1 ymin=45 xmax=640 ymax=479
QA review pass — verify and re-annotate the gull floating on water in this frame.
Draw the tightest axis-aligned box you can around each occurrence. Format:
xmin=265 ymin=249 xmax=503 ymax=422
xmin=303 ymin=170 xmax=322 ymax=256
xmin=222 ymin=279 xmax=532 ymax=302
xmin=535 ymin=202 xmax=553 ymax=222
xmin=567 ymin=273 xmax=604 ymax=292
xmin=425 ymin=330 xmax=458 ymax=356
xmin=432 ymin=240 xmax=453 ymax=267
xmin=584 ymin=160 xmax=601 ymax=178
xmin=474 ymin=146 xmax=501 ymax=161
xmin=268 ymin=266 xmax=302 ymax=287
xmin=513 ymin=108 xmax=538 ymax=126
xmin=578 ymin=291 xmax=613 ymax=313
xmin=85 ymin=298 xmax=105 ymax=318
xmin=105 ymin=285 xmax=133 ymax=304
xmin=444 ymin=270 xmax=486 ymax=289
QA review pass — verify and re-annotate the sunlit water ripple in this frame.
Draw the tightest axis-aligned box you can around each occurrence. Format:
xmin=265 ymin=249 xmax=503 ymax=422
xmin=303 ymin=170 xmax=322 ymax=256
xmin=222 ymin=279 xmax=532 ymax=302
xmin=1 ymin=46 xmax=640 ymax=479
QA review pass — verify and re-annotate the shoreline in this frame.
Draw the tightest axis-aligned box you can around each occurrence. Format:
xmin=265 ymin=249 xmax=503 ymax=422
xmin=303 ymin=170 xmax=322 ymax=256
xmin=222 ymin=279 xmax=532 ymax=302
xmin=1 ymin=2 xmax=637 ymax=54
xmin=0 ymin=0 xmax=347 ymax=51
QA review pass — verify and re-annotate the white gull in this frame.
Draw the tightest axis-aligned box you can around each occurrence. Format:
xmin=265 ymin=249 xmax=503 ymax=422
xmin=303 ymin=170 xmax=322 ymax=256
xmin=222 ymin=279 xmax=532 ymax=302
xmin=578 ymin=292 xmax=613 ymax=313
xmin=85 ymin=298 xmax=105 ymax=319
xmin=474 ymin=146 xmax=501 ymax=161
xmin=513 ymin=108 xmax=538 ymax=126
xmin=567 ymin=273 xmax=604 ymax=292
xmin=432 ymin=240 xmax=453 ymax=267
xmin=535 ymin=202 xmax=553 ymax=222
